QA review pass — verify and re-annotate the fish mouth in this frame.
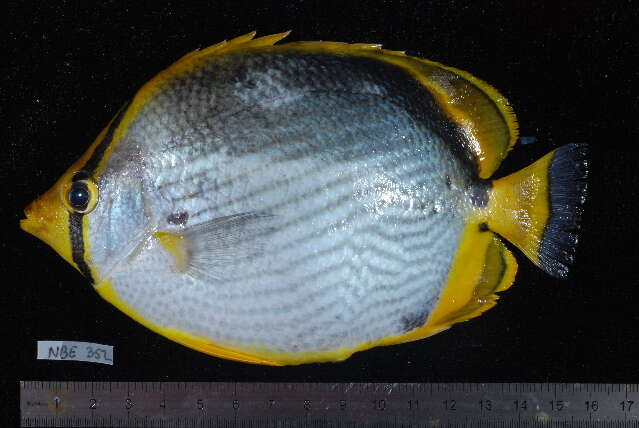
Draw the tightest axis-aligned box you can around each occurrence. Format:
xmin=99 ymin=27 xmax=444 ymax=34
xmin=20 ymin=203 xmax=41 ymax=237
xmin=20 ymin=189 xmax=76 ymax=268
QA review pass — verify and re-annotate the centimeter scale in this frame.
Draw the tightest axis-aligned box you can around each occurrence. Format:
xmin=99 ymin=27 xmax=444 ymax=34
xmin=20 ymin=382 xmax=639 ymax=427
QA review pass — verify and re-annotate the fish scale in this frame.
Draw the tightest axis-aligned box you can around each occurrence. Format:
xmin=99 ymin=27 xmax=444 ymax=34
xmin=21 ymin=33 xmax=588 ymax=364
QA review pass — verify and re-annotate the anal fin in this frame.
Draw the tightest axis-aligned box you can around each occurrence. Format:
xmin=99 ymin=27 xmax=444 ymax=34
xmin=435 ymin=233 xmax=517 ymax=326
xmin=396 ymin=223 xmax=517 ymax=343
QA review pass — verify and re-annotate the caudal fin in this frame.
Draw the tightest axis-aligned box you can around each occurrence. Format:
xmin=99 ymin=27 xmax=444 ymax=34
xmin=487 ymin=144 xmax=589 ymax=279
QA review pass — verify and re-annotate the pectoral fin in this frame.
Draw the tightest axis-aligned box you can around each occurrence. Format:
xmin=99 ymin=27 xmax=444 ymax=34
xmin=155 ymin=212 xmax=277 ymax=281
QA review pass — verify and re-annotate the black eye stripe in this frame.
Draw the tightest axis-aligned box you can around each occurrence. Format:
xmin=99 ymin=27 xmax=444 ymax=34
xmin=72 ymin=170 xmax=91 ymax=182
xmin=69 ymin=213 xmax=93 ymax=282
xmin=68 ymin=100 xmax=130 ymax=284
xmin=82 ymin=100 xmax=131 ymax=175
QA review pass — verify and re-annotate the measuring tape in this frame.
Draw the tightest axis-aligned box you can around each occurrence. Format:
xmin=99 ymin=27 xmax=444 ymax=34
xmin=20 ymin=382 xmax=639 ymax=427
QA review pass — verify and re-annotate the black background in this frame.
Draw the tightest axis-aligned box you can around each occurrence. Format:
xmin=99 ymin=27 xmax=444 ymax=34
xmin=4 ymin=0 xmax=638 ymax=421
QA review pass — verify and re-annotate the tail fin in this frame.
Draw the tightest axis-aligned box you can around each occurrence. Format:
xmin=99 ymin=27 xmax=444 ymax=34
xmin=487 ymin=144 xmax=589 ymax=278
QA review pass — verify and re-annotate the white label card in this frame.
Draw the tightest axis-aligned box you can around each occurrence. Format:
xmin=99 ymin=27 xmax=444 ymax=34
xmin=37 ymin=341 xmax=114 ymax=365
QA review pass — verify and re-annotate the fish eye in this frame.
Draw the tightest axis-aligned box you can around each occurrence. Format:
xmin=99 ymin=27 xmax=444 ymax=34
xmin=62 ymin=178 xmax=99 ymax=214
xmin=69 ymin=183 xmax=90 ymax=210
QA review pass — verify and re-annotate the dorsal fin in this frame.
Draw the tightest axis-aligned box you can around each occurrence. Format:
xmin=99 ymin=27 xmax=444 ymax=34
xmin=405 ymin=58 xmax=519 ymax=178
xmin=178 ymin=31 xmax=292 ymax=63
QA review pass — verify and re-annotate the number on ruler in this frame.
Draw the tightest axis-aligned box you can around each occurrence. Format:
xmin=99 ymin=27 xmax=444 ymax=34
xmin=479 ymin=400 xmax=492 ymax=411
xmin=443 ymin=400 xmax=456 ymax=411
xmin=372 ymin=399 xmax=386 ymax=411
xmin=621 ymin=401 xmax=634 ymax=412
xmin=585 ymin=400 xmax=599 ymax=412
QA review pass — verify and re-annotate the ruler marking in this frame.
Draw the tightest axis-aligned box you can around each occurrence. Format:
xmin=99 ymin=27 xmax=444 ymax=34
xmin=19 ymin=382 xmax=639 ymax=427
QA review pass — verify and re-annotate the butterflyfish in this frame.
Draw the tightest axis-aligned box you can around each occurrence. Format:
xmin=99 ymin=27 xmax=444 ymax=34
xmin=21 ymin=32 xmax=588 ymax=365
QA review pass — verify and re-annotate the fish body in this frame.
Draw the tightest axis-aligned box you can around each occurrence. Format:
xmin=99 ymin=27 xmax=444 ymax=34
xmin=21 ymin=33 xmax=588 ymax=365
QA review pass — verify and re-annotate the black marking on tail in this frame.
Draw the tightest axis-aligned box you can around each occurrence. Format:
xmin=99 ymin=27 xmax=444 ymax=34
xmin=69 ymin=213 xmax=94 ymax=283
xmin=539 ymin=144 xmax=589 ymax=279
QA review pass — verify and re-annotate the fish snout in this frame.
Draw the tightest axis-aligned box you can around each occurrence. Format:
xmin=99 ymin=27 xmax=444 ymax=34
xmin=20 ymin=187 xmax=74 ymax=266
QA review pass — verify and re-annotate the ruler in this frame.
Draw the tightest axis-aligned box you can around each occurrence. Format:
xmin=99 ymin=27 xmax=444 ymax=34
xmin=20 ymin=382 xmax=639 ymax=427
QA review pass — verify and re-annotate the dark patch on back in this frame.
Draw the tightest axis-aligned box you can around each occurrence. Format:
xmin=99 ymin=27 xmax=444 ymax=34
xmin=478 ymin=222 xmax=490 ymax=232
xmin=203 ymin=50 xmax=479 ymax=176
xmin=167 ymin=211 xmax=189 ymax=226
xmin=401 ymin=310 xmax=430 ymax=333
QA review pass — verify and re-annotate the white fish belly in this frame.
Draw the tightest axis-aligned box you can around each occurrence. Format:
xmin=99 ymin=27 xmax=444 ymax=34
xmin=105 ymin=146 xmax=467 ymax=353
